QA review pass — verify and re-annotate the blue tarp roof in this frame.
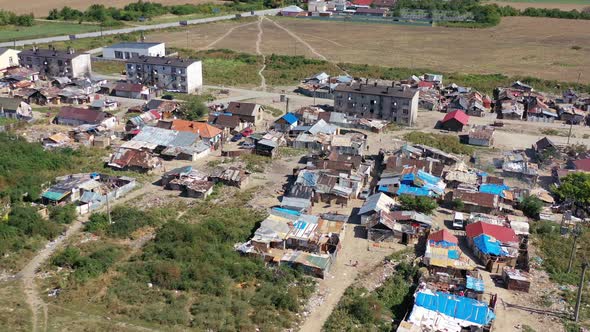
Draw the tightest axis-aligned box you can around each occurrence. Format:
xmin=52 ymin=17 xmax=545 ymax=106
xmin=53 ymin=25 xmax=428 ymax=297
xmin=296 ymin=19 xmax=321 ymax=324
xmin=479 ymin=184 xmax=510 ymax=197
xmin=473 ymin=234 xmax=508 ymax=256
xmin=466 ymin=276 xmax=485 ymax=292
xmin=415 ymin=291 xmax=496 ymax=325
xmin=272 ymin=207 xmax=301 ymax=216
xmin=280 ymin=113 xmax=298 ymax=125
xmin=417 ymin=170 xmax=441 ymax=186
xmin=396 ymin=184 xmax=432 ymax=197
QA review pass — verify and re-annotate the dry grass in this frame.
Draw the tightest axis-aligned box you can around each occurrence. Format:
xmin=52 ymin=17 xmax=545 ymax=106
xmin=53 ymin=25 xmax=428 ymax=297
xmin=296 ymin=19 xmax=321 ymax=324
xmin=0 ymin=0 xmax=225 ymax=16
xmin=150 ymin=16 xmax=590 ymax=83
xmin=489 ymin=1 xmax=590 ymax=10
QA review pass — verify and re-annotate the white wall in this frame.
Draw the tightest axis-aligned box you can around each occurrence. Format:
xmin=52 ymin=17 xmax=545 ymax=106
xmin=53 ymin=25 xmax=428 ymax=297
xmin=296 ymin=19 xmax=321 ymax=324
xmin=186 ymin=61 xmax=203 ymax=93
xmin=0 ymin=49 xmax=20 ymax=71
xmin=71 ymin=54 xmax=92 ymax=78
xmin=103 ymin=43 xmax=165 ymax=60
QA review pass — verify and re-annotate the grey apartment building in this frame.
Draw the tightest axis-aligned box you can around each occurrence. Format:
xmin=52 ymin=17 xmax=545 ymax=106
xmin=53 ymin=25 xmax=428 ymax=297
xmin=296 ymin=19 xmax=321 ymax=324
xmin=125 ymin=56 xmax=202 ymax=93
xmin=18 ymin=47 xmax=91 ymax=78
xmin=333 ymin=82 xmax=419 ymax=126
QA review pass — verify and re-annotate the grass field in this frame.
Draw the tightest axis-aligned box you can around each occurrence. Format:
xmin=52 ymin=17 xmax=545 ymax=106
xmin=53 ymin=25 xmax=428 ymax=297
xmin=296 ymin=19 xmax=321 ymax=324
xmin=147 ymin=16 xmax=590 ymax=83
xmin=0 ymin=21 xmax=102 ymax=43
xmin=489 ymin=0 xmax=590 ymax=10
xmin=0 ymin=0 xmax=224 ymax=16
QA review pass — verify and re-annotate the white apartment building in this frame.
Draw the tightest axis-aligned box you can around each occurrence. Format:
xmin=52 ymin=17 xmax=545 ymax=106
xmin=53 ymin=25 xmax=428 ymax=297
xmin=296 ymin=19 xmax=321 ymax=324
xmin=103 ymin=42 xmax=165 ymax=60
xmin=125 ymin=56 xmax=202 ymax=93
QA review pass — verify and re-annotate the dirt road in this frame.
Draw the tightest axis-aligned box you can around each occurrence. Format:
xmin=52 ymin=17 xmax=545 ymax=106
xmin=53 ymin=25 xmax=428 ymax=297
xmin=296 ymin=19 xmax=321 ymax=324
xmin=17 ymin=181 xmax=162 ymax=332
xmin=255 ymin=17 xmax=267 ymax=92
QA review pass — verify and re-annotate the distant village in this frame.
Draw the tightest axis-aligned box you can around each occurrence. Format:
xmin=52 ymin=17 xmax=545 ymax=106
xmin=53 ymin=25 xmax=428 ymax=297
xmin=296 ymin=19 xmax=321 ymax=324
xmin=2 ymin=40 xmax=590 ymax=332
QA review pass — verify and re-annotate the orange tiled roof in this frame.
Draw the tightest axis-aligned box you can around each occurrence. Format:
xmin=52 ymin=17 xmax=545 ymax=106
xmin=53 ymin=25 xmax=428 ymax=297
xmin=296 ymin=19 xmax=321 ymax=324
xmin=170 ymin=119 xmax=222 ymax=139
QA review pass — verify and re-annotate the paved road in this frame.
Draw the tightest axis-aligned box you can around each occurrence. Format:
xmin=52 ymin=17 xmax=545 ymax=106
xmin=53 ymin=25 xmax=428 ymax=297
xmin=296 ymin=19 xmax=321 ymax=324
xmin=0 ymin=9 xmax=281 ymax=48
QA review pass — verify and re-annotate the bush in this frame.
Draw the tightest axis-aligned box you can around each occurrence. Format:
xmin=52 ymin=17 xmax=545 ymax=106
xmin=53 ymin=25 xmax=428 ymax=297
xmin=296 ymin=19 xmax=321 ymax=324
xmin=518 ymin=195 xmax=542 ymax=219
xmin=85 ymin=206 xmax=170 ymax=238
xmin=451 ymin=198 xmax=464 ymax=211
xmin=49 ymin=204 xmax=77 ymax=224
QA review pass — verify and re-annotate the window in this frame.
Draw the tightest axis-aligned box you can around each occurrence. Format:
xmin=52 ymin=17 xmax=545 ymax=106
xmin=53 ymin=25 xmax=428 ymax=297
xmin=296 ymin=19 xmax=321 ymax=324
xmin=124 ymin=52 xmax=130 ymax=59
xmin=115 ymin=51 xmax=123 ymax=59
xmin=403 ymin=109 xmax=409 ymax=115
xmin=58 ymin=60 xmax=63 ymax=66
xmin=180 ymin=77 xmax=186 ymax=82
xmin=26 ymin=57 xmax=31 ymax=62
xmin=127 ymin=64 xmax=134 ymax=70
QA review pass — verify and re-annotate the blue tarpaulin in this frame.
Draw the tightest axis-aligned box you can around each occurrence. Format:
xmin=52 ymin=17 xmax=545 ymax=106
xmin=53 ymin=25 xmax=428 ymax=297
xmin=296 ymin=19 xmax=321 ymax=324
xmin=428 ymin=240 xmax=456 ymax=248
xmin=473 ymin=234 xmax=508 ymax=256
xmin=280 ymin=113 xmax=298 ymax=125
xmin=415 ymin=291 xmax=496 ymax=325
xmin=396 ymin=184 xmax=432 ymax=197
xmin=448 ymin=249 xmax=460 ymax=259
xmin=272 ymin=207 xmax=301 ymax=216
xmin=479 ymin=184 xmax=510 ymax=198
xmin=466 ymin=276 xmax=485 ymax=292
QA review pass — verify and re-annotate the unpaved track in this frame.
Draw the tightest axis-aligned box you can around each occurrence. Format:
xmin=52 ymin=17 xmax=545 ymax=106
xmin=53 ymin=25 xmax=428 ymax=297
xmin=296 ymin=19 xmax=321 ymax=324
xmin=17 ymin=182 xmax=161 ymax=332
xmin=255 ymin=17 xmax=267 ymax=92
xmin=264 ymin=17 xmax=327 ymax=61
xmin=203 ymin=21 xmax=258 ymax=50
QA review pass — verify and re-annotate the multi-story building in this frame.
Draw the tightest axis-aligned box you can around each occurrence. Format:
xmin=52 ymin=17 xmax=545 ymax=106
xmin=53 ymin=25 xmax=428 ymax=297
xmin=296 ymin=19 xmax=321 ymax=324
xmin=18 ymin=47 xmax=91 ymax=78
xmin=103 ymin=42 xmax=165 ymax=60
xmin=333 ymin=82 xmax=419 ymax=126
xmin=125 ymin=56 xmax=202 ymax=93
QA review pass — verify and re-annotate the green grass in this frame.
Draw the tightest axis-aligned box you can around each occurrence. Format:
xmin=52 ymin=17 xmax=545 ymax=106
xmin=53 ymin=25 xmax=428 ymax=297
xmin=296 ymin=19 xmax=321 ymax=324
xmin=0 ymin=21 xmax=102 ymax=43
xmin=92 ymin=61 xmax=125 ymax=75
xmin=404 ymin=131 xmax=475 ymax=155
xmin=0 ymin=117 xmax=18 ymax=125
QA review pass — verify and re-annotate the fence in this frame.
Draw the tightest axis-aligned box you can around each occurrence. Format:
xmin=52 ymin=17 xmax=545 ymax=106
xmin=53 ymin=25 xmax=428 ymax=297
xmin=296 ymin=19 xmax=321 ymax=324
xmin=299 ymin=15 xmax=433 ymax=26
xmin=75 ymin=181 xmax=136 ymax=215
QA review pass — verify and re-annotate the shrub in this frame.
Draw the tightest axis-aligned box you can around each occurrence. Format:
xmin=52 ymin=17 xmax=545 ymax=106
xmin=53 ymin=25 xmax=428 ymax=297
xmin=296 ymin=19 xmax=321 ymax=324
xmin=518 ymin=195 xmax=543 ymax=219
xmin=49 ymin=204 xmax=77 ymax=224
xmin=403 ymin=131 xmax=474 ymax=155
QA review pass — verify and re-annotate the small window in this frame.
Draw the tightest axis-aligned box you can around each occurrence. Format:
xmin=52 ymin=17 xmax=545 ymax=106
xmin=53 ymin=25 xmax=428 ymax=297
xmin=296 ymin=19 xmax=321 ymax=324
xmin=57 ymin=60 xmax=63 ymax=66
xmin=115 ymin=51 xmax=123 ymax=59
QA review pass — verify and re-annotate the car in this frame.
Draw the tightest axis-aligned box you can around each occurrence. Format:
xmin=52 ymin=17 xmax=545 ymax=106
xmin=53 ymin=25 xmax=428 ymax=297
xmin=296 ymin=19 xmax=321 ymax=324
xmin=452 ymin=212 xmax=464 ymax=230
xmin=359 ymin=187 xmax=370 ymax=200
xmin=241 ymin=128 xmax=253 ymax=137
xmin=241 ymin=143 xmax=255 ymax=149
xmin=161 ymin=94 xmax=174 ymax=100
xmin=231 ymin=134 xmax=243 ymax=142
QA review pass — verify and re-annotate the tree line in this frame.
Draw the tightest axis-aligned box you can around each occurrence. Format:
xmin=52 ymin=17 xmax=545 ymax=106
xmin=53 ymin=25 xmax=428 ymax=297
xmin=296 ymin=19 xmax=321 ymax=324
xmin=393 ymin=0 xmax=590 ymax=27
xmin=0 ymin=9 xmax=35 ymax=27
xmin=46 ymin=0 xmax=267 ymax=25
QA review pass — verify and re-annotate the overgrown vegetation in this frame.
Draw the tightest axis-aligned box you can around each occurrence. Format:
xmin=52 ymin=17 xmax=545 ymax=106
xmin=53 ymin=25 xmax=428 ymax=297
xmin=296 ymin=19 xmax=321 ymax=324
xmin=551 ymin=172 xmax=590 ymax=217
xmin=90 ymin=188 xmax=316 ymax=330
xmin=52 ymin=244 xmax=122 ymax=283
xmin=398 ymin=195 xmax=438 ymax=214
xmin=324 ymin=261 xmax=419 ymax=331
xmin=403 ymin=131 xmax=475 ymax=155
xmin=240 ymin=153 xmax=271 ymax=173
xmin=530 ymin=221 xmax=590 ymax=320
xmin=178 ymin=95 xmax=209 ymax=121
xmin=85 ymin=206 xmax=176 ymax=239
xmin=394 ymin=0 xmax=501 ymax=27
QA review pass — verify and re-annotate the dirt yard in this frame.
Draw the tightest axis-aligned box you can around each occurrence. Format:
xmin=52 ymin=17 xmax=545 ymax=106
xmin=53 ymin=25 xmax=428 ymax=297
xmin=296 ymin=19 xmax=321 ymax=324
xmin=0 ymin=0 xmax=224 ymax=15
xmin=149 ymin=16 xmax=590 ymax=83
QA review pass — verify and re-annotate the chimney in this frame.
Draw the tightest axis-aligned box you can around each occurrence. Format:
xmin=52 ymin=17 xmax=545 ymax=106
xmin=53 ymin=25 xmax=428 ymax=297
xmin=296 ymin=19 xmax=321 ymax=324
xmin=391 ymin=81 xmax=395 ymax=87
xmin=365 ymin=78 xmax=368 ymax=84
xmin=374 ymin=82 xmax=377 ymax=87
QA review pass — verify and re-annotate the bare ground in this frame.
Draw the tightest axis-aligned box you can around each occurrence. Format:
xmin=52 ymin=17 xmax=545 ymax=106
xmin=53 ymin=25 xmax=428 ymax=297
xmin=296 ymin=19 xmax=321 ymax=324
xmin=151 ymin=16 xmax=590 ymax=83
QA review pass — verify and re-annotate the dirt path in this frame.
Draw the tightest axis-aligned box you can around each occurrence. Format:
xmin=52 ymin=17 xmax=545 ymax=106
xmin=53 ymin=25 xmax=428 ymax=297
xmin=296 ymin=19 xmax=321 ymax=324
xmin=255 ymin=17 xmax=267 ymax=92
xmin=264 ymin=17 xmax=328 ymax=61
xmin=202 ymin=21 xmax=258 ymax=50
xmin=299 ymin=221 xmax=398 ymax=332
xmin=17 ymin=181 xmax=161 ymax=332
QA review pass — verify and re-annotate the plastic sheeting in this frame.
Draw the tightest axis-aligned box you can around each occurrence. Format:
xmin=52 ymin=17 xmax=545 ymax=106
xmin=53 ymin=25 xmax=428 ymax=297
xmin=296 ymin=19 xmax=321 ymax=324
xmin=415 ymin=290 xmax=496 ymax=326
xmin=473 ymin=234 xmax=508 ymax=256
xmin=466 ymin=276 xmax=485 ymax=292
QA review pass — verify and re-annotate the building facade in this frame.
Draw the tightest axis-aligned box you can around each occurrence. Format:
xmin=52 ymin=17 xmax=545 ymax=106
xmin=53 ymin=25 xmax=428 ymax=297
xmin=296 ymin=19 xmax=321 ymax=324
xmin=102 ymin=42 xmax=165 ymax=60
xmin=126 ymin=56 xmax=202 ymax=93
xmin=18 ymin=47 xmax=91 ymax=78
xmin=333 ymin=82 xmax=419 ymax=126
xmin=0 ymin=48 xmax=20 ymax=72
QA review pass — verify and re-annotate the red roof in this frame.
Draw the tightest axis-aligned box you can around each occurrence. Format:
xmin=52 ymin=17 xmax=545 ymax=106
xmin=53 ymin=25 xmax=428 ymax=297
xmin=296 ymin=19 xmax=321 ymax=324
xmin=353 ymin=0 xmax=373 ymax=5
xmin=417 ymin=81 xmax=435 ymax=88
xmin=573 ymin=158 xmax=590 ymax=172
xmin=442 ymin=110 xmax=469 ymax=125
xmin=466 ymin=221 xmax=517 ymax=244
xmin=428 ymin=229 xmax=458 ymax=244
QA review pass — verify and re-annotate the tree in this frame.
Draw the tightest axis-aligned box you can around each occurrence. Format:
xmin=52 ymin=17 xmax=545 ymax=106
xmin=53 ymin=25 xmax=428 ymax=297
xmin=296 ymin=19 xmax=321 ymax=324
xmin=552 ymin=172 xmax=590 ymax=216
xmin=451 ymin=198 xmax=464 ymax=211
xmin=518 ymin=195 xmax=543 ymax=219
xmin=398 ymin=195 xmax=438 ymax=215
xmin=179 ymin=95 xmax=208 ymax=121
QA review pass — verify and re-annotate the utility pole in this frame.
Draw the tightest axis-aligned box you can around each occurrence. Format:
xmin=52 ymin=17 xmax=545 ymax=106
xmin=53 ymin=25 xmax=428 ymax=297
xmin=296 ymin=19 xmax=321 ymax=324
xmin=567 ymin=120 xmax=574 ymax=145
xmin=567 ymin=230 xmax=579 ymax=273
xmin=104 ymin=182 xmax=112 ymax=225
xmin=574 ymin=262 xmax=588 ymax=322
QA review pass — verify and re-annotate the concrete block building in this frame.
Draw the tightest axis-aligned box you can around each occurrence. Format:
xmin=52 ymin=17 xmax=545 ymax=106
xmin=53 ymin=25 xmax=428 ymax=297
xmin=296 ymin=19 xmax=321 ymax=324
xmin=125 ymin=55 xmax=202 ymax=93
xmin=18 ymin=47 xmax=91 ymax=78
xmin=102 ymin=42 xmax=165 ymax=60
xmin=333 ymin=82 xmax=419 ymax=126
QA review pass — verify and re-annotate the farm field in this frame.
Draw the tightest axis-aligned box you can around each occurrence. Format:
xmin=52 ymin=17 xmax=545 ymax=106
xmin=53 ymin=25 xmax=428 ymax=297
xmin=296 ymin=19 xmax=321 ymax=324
xmin=0 ymin=21 xmax=102 ymax=43
xmin=147 ymin=16 xmax=590 ymax=83
xmin=489 ymin=0 xmax=590 ymax=10
xmin=0 ymin=0 xmax=225 ymax=16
